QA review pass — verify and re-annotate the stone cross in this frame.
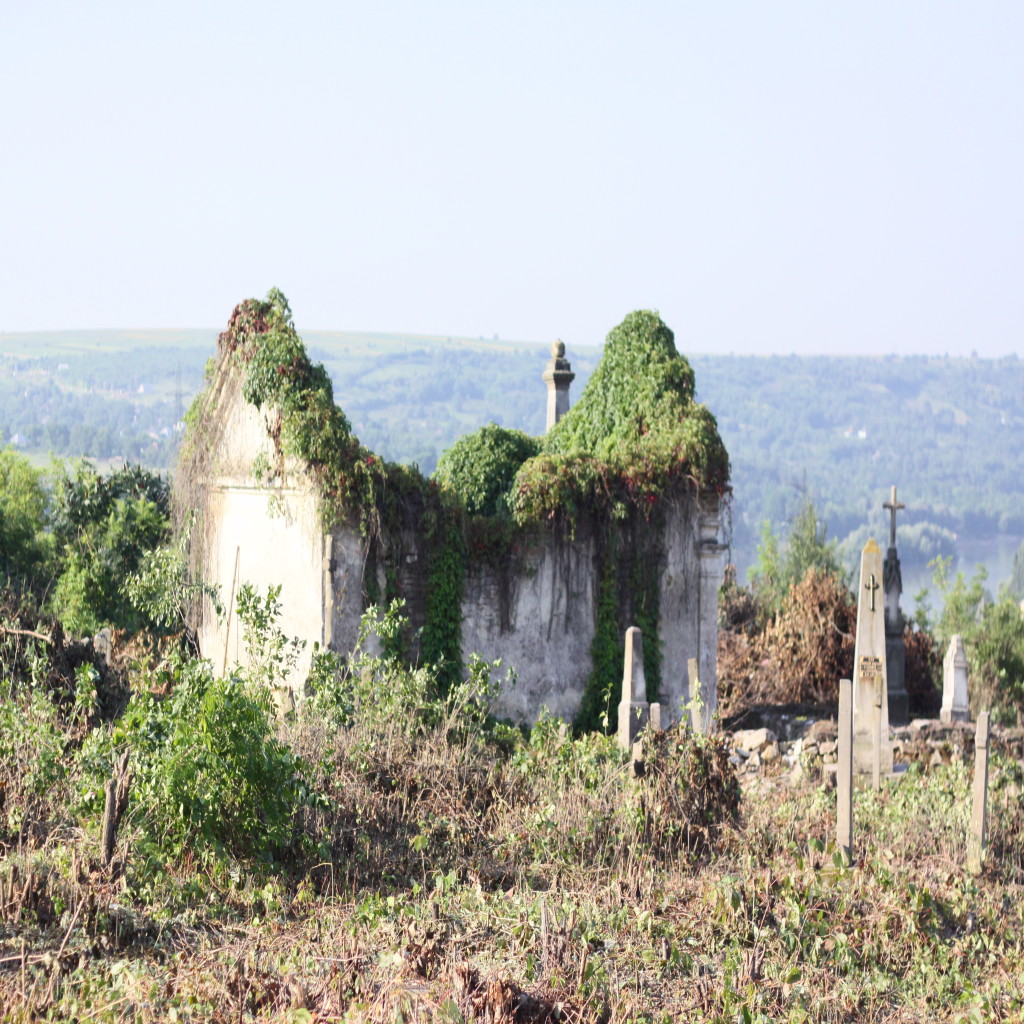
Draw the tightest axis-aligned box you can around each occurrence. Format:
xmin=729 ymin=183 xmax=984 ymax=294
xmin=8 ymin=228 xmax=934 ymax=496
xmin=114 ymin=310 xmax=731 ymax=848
xmin=853 ymin=539 xmax=893 ymax=777
xmin=542 ymin=340 xmax=575 ymax=432
xmin=941 ymin=635 xmax=971 ymax=724
xmin=836 ymin=678 xmax=854 ymax=865
xmin=617 ymin=627 xmax=650 ymax=750
xmin=967 ymin=710 xmax=991 ymax=874
xmin=882 ymin=485 xmax=904 ymax=551
xmin=882 ymin=485 xmax=908 ymax=724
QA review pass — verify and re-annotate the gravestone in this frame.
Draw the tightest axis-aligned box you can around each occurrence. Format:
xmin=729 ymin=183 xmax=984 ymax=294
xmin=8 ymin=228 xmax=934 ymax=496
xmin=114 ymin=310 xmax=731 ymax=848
xmin=882 ymin=486 xmax=908 ymax=724
xmin=941 ymin=635 xmax=971 ymax=724
xmin=967 ymin=710 xmax=991 ymax=874
xmin=93 ymin=627 xmax=112 ymax=668
xmin=649 ymin=702 xmax=663 ymax=732
xmin=617 ymin=627 xmax=650 ymax=750
xmin=853 ymin=539 xmax=893 ymax=777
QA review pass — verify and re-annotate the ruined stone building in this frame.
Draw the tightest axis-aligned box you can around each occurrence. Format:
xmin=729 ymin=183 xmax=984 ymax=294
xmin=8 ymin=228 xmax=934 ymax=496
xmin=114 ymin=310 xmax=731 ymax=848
xmin=176 ymin=293 xmax=730 ymax=728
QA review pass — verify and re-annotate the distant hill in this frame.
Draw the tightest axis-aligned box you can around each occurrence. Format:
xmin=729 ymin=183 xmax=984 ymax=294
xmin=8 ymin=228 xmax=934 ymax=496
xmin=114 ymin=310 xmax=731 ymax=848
xmin=4 ymin=329 xmax=1023 ymax=589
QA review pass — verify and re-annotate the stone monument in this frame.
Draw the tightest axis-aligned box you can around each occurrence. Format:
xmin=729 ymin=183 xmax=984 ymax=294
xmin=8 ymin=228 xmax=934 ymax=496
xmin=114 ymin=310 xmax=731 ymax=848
xmin=542 ymin=340 xmax=575 ymax=432
xmin=882 ymin=486 xmax=908 ymax=724
xmin=941 ymin=635 xmax=971 ymax=723
xmin=852 ymin=539 xmax=893 ymax=777
xmin=617 ymin=627 xmax=650 ymax=750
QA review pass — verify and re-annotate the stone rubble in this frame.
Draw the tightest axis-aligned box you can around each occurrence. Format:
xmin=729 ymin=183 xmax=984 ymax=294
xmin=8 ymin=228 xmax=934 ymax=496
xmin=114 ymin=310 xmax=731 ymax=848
xmin=725 ymin=710 xmax=1024 ymax=785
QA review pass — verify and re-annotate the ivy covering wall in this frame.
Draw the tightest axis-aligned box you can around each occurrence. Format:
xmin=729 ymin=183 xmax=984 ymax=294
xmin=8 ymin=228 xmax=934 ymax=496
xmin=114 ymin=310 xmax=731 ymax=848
xmin=177 ymin=292 xmax=729 ymax=725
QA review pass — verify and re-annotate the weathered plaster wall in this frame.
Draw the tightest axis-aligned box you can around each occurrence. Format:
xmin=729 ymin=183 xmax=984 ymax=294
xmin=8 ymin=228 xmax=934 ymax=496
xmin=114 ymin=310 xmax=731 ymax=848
xmin=194 ymin=385 xmax=726 ymax=725
xmin=461 ymin=530 xmax=598 ymax=722
xmin=197 ymin=391 xmax=329 ymax=682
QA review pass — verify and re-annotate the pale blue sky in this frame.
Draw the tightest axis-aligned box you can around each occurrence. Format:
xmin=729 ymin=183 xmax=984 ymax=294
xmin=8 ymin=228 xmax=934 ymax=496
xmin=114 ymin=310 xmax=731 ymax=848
xmin=2 ymin=1 xmax=1022 ymax=355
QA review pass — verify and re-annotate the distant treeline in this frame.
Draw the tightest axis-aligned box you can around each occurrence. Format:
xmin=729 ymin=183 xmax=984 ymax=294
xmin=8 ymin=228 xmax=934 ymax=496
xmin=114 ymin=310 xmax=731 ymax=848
xmin=4 ymin=333 xmax=1023 ymax=576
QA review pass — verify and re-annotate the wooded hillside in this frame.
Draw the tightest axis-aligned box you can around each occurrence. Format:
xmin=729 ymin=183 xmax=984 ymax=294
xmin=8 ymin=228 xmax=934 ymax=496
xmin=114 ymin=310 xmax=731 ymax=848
xmin=4 ymin=330 xmax=1023 ymax=580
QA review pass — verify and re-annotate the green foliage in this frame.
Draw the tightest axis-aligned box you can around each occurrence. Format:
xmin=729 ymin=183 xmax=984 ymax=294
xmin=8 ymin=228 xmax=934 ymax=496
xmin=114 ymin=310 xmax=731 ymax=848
xmin=48 ymin=461 xmax=171 ymax=634
xmin=512 ymin=310 xmax=729 ymax=529
xmin=544 ymin=310 xmax=695 ymax=458
xmin=0 ymin=447 xmax=52 ymax=584
xmin=929 ymin=557 xmax=1024 ymax=719
xmin=123 ymin=513 xmax=222 ymax=632
xmin=750 ymin=499 xmax=845 ymax=615
xmin=576 ymin=550 xmax=622 ymax=733
xmin=304 ymin=599 xmax=506 ymax=738
xmin=109 ymin=654 xmax=301 ymax=863
xmin=420 ymin=521 xmax=466 ymax=694
xmin=433 ymin=423 xmax=540 ymax=517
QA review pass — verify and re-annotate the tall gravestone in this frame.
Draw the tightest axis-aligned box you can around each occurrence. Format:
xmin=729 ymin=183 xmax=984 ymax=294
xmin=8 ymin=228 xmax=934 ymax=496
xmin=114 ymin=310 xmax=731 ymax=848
xmin=882 ymin=487 xmax=909 ymax=724
xmin=941 ymin=635 xmax=971 ymax=723
xmin=617 ymin=627 xmax=650 ymax=750
xmin=853 ymin=539 xmax=893 ymax=777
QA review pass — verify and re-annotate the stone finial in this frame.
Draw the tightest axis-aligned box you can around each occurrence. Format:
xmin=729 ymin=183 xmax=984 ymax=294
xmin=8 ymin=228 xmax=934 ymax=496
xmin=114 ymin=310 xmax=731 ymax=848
xmin=617 ymin=627 xmax=650 ymax=750
xmin=941 ymin=635 xmax=970 ymax=723
xmin=542 ymin=340 xmax=575 ymax=432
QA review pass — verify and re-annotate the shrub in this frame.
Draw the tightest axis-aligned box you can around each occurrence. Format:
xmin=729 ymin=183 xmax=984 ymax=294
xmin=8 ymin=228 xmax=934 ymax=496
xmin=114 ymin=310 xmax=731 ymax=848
xmin=434 ymin=424 xmax=540 ymax=517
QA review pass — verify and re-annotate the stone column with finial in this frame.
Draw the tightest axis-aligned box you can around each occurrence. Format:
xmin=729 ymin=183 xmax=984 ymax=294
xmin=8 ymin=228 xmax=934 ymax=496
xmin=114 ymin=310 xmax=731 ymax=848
xmin=882 ymin=485 xmax=909 ymax=725
xmin=542 ymin=340 xmax=575 ymax=432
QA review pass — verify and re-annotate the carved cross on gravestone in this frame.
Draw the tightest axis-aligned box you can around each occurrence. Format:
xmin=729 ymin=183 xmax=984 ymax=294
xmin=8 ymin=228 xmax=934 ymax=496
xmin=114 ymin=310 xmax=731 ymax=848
xmin=864 ymin=573 xmax=880 ymax=612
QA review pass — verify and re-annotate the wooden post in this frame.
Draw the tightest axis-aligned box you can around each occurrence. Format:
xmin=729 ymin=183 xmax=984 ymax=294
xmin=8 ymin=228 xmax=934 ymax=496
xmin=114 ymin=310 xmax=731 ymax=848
xmin=872 ymin=678 xmax=883 ymax=791
xmin=967 ymin=711 xmax=991 ymax=875
xmin=687 ymin=657 xmax=704 ymax=734
xmin=837 ymin=678 xmax=853 ymax=865
xmin=221 ymin=546 xmax=240 ymax=676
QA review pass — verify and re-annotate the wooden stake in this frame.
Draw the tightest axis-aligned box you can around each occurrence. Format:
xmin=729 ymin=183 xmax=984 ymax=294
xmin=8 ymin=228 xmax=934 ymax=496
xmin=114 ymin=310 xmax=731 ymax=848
xmin=837 ymin=678 xmax=853 ymax=865
xmin=967 ymin=711 xmax=991 ymax=875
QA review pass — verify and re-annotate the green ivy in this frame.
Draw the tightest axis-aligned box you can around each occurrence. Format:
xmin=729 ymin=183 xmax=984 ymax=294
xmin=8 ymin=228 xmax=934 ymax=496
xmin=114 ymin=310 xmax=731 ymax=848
xmin=420 ymin=512 xmax=466 ymax=695
xmin=576 ymin=541 xmax=622 ymax=734
xmin=511 ymin=310 xmax=729 ymax=530
xmin=434 ymin=423 xmax=540 ymax=517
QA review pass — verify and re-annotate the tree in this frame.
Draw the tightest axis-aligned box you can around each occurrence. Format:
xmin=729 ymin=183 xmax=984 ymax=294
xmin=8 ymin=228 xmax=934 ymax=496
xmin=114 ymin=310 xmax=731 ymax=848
xmin=48 ymin=461 xmax=171 ymax=634
xmin=0 ymin=447 xmax=51 ymax=584
xmin=749 ymin=499 xmax=845 ymax=614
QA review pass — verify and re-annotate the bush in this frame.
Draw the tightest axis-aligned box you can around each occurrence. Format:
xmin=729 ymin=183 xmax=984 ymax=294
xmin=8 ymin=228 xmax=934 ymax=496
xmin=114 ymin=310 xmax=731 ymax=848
xmin=108 ymin=654 xmax=301 ymax=863
xmin=434 ymin=424 xmax=540 ymax=517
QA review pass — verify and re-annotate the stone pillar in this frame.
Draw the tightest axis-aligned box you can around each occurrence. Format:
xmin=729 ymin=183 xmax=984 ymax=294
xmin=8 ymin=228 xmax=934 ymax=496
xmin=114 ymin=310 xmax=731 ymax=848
xmin=617 ymin=627 xmax=650 ymax=750
xmin=542 ymin=340 xmax=575 ymax=432
xmin=941 ymin=635 xmax=971 ymax=724
xmin=696 ymin=495 xmax=726 ymax=729
xmin=852 ymin=539 xmax=893 ymax=777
